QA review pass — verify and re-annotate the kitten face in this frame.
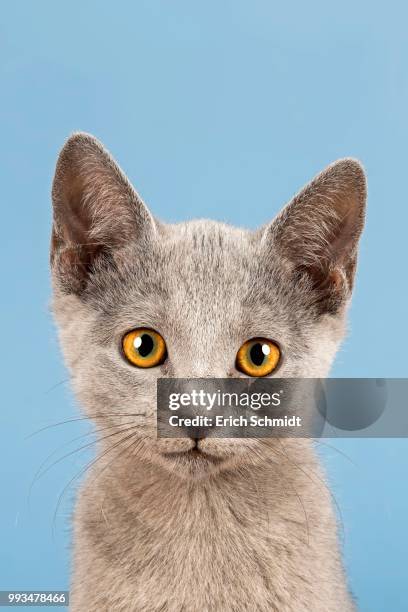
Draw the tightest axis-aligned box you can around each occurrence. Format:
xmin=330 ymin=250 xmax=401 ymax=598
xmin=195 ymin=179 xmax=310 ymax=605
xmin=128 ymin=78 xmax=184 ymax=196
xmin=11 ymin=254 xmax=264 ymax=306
xmin=51 ymin=133 xmax=366 ymax=480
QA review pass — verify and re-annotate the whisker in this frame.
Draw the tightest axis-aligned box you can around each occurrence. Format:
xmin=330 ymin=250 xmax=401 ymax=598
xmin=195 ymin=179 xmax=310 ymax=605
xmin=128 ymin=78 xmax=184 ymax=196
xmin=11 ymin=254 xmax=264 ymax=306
xmin=44 ymin=378 xmax=70 ymax=394
xmin=276 ymin=438 xmax=345 ymax=544
xmin=26 ymin=412 xmax=146 ymax=439
xmin=256 ymin=442 xmax=310 ymax=546
xmin=32 ymin=423 xmax=143 ymax=486
xmin=88 ymin=433 xmax=145 ymax=488
xmin=27 ymin=421 xmax=143 ymax=506
xmin=52 ymin=429 xmax=144 ymax=538
xmin=313 ymin=439 xmax=356 ymax=467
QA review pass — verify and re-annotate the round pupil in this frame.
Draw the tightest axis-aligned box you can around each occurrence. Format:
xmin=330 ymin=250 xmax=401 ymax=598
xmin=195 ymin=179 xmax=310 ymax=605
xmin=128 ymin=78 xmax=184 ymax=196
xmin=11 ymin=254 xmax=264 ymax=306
xmin=135 ymin=333 xmax=154 ymax=357
xmin=249 ymin=343 xmax=266 ymax=366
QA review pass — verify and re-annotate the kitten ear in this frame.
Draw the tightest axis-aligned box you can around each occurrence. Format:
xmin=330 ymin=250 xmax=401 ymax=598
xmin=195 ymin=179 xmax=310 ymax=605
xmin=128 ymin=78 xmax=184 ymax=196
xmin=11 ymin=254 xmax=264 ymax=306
xmin=263 ymin=159 xmax=367 ymax=313
xmin=51 ymin=133 xmax=156 ymax=293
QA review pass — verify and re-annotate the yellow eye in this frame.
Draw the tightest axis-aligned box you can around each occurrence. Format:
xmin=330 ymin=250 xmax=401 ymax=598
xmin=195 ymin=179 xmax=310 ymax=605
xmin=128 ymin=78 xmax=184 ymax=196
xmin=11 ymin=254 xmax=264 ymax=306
xmin=122 ymin=328 xmax=167 ymax=368
xmin=236 ymin=338 xmax=281 ymax=377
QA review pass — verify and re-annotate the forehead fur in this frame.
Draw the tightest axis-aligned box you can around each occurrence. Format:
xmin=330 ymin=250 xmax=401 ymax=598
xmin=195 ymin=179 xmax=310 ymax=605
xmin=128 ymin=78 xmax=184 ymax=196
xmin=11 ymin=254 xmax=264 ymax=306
xmin=61 ymin=218 xmax=326 ymax=374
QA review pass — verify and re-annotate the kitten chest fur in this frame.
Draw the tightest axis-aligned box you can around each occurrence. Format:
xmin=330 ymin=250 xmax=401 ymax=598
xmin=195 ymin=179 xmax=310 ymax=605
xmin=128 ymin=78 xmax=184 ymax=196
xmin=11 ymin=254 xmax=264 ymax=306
xmin=71 ymin=444 xmax=353 ymax=612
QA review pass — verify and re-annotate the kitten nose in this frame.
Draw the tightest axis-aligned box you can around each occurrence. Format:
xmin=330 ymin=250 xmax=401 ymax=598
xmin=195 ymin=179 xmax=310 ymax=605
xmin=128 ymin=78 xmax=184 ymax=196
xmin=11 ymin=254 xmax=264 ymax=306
xmin=191 ymin=436 xmax=205 ymax=447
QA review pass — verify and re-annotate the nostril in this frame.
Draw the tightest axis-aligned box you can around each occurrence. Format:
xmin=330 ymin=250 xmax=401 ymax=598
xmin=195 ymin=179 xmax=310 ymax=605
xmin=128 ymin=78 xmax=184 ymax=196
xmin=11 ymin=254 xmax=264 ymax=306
xmin=191 ymin=437 xmax=204 ymax=448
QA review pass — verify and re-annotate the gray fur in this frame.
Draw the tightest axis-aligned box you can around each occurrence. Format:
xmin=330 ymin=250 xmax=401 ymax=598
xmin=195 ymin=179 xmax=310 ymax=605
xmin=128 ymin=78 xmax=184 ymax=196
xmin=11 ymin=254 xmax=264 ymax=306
xmin=51 ymin=133 xmax=366 ymax=611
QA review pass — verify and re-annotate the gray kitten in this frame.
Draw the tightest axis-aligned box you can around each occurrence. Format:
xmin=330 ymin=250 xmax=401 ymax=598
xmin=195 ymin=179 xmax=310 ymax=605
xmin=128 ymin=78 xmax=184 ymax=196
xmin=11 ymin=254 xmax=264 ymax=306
xmin=51 ymin=133 xmax=366 ymax=612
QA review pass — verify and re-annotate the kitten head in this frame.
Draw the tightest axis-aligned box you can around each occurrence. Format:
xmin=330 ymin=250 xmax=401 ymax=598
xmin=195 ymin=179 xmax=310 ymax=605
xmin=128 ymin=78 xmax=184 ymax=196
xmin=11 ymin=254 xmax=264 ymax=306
xmin=51 ymin=133 xmax=366 ymax=479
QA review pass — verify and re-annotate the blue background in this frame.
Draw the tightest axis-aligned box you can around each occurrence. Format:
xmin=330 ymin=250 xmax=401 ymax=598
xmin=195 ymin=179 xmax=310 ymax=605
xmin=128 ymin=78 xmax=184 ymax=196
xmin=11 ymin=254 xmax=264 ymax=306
xmin=1 ymin=2 xmax=407 ymax=610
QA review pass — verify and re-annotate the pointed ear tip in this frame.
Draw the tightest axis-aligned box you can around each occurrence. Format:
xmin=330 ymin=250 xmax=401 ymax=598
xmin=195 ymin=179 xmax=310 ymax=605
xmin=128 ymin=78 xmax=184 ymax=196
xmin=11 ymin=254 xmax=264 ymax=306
xmin=54 ymin=133 xmax=108 ymax=167
xmin=53 ymin=132 xmax=107 ymax=178
xmin=325 ymin=157 xmax=367 ymax=202
xmin=52 ymin=132 xmax=105 ymax=204
xmin=329 ymin=157 xmax=367 ymax=183
xmin=59 ymin=131 xmax=104 ymax=155
xmin=331 ymin=157 xmax=366 ymax=173
xmin=66 ymin=130 xmax=100 ymax=143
